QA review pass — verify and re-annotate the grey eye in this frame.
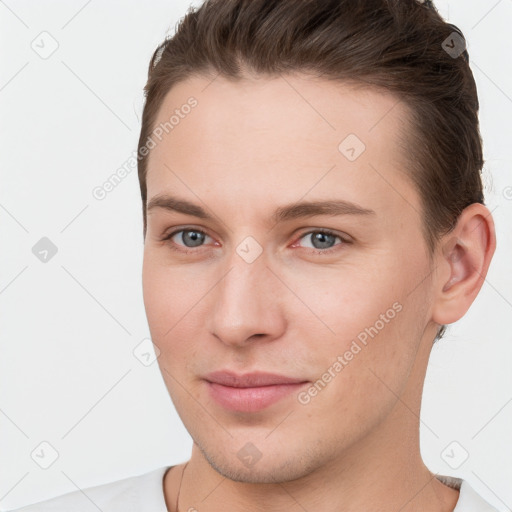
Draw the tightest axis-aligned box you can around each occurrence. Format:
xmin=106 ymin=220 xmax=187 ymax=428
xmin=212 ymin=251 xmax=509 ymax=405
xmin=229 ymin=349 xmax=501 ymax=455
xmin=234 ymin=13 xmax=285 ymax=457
xmin=177 ymin=229 xmax=207 ymax=247
xmin=300 ymin=231 xmax=341 ymax=250
xmin=311 ymin=232 xmax=336 ymax=249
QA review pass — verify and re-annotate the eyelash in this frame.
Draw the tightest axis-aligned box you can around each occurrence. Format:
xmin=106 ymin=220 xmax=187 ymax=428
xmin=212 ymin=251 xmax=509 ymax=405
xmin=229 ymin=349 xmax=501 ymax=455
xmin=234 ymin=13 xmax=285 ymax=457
xmin=160 ymin=227 xmax=349 ymax=256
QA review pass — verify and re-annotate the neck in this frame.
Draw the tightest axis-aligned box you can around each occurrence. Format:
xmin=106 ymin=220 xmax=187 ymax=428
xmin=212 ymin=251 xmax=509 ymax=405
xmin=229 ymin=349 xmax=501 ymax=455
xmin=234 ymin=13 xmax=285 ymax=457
xmin=167 ymin=409 xmax=459 ymax=512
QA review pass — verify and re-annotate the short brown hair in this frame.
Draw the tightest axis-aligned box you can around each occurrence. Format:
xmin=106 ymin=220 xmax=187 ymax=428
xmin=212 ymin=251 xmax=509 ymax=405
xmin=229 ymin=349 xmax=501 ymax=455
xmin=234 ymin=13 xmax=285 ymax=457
xmin=137 ymin=0 xmax=486 ymax=341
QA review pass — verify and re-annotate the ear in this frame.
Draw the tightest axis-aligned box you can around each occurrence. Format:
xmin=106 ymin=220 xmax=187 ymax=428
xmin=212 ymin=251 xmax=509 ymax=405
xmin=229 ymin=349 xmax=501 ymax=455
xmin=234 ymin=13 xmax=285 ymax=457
xmin=431 ymin=203 xmax=496 ymax=326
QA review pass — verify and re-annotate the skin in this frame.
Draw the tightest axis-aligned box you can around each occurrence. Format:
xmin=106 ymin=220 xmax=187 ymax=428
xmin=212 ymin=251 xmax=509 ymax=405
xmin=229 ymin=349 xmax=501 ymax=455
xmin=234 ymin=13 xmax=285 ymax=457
xmin=141 ymin=72 xmax=496 ymax=512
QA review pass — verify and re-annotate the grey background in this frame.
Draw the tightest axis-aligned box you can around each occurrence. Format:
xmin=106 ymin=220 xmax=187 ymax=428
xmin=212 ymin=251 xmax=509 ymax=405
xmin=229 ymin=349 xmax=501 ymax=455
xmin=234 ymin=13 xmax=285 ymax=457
xmin=0 ymin=0 xmax=511 ymax=509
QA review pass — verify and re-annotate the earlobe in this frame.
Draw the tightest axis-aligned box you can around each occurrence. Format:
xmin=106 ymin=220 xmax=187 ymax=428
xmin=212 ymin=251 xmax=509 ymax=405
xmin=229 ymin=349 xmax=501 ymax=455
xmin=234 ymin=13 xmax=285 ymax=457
xmin=431 ymin=203 xmax=496 ymax=326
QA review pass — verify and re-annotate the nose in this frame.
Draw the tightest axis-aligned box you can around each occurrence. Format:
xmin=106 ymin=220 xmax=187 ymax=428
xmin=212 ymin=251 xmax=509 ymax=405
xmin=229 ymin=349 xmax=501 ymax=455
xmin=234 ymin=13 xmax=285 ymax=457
xmin=206 ymin=248 xmax=287 ymax=348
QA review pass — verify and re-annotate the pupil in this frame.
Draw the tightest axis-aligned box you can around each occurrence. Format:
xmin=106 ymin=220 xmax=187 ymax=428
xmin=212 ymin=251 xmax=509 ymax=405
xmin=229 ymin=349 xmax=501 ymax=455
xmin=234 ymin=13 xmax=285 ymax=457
xmin=183 ymin=230 xmax=204 ymax=247
xmin=312 ymin=232 xmax=334 ymax=249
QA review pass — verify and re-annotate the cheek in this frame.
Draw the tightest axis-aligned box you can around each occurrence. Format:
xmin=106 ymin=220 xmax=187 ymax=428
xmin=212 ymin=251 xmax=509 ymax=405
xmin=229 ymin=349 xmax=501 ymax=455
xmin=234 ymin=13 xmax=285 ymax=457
xmin=142 ymin=253 xmax=200 ymax=340
xmin=142 ymin=256 xmax=204 ymax=401
xmin=292 ymin=290 xmax=420 ymax=436
xmin=287 ymin=255 xmax=426 ymax=392
xmin=280 ymin=257 xmax=404 ymax=347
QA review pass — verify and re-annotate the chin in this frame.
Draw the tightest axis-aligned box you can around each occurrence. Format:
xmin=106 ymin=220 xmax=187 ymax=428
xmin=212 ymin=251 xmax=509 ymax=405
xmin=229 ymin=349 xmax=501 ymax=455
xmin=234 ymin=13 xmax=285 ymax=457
xmin=196 ymin=440 xmax=325 ymax=484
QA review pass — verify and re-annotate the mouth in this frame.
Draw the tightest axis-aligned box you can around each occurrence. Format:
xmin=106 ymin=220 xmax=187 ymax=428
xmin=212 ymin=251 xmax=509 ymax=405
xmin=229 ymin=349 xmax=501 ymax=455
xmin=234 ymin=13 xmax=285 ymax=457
xmin=204 ymin=370 xmax=310 ymax=412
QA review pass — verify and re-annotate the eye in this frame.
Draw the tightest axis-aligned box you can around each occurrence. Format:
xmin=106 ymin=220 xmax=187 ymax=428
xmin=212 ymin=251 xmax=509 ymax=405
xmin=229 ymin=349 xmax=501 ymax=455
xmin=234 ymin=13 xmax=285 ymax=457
xmin=162 ymin=228 xmax=214 ymax=252
xmin=160 ymin=227 xmax=349 ymax=255
xmin=293 ymin=229 xmax=348 ymax=253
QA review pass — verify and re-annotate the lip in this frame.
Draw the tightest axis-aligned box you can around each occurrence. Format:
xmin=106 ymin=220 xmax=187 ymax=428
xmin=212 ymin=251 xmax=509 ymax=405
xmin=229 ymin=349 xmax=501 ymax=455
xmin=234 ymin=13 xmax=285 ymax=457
xmin=204 ymin=371 xmax=309 ymax=412
xmin=204 ymin=370 xmax=308 ymax=388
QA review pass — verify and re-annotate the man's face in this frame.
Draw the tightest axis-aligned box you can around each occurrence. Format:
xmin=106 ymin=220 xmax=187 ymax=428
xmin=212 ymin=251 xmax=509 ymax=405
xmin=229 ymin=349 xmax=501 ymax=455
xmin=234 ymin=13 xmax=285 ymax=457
xmin=142 ymin=74 xmax=438 ymax=482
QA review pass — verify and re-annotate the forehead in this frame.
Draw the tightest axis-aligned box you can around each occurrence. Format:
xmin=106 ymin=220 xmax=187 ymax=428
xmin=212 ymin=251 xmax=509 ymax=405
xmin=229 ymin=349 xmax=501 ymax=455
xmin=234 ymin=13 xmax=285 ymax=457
xmin=149 ymin=73 xmax=408 ymax=155
xmin=145 ymin=73 xmax=418 ymax=222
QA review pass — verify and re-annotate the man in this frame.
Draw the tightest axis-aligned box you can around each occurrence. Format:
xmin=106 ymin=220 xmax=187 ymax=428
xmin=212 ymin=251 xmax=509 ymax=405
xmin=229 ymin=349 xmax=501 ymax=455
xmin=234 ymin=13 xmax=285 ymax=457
xmin=11 ymin=0 xmax=500 ymax=510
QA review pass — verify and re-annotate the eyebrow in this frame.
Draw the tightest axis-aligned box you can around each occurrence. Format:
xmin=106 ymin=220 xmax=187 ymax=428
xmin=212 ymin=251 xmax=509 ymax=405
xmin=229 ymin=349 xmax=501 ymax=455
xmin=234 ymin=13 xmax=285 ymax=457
xmin=146 ymin=194 xmax=376 ymax=224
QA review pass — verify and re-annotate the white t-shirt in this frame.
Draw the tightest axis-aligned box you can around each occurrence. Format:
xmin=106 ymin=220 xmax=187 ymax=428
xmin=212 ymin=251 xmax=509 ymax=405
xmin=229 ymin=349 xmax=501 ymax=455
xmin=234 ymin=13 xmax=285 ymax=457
xmin=7 ymin=467 xmax=501 ymax=511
